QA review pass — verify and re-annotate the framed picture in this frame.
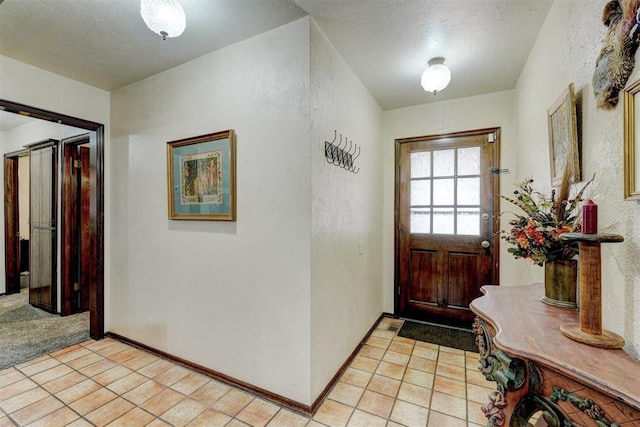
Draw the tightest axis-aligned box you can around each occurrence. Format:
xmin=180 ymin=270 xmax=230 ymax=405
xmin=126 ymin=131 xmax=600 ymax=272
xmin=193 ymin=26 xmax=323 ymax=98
xmin=547 ymin=83 xmax=580 ymax=186
xmin=624 ymin=79 xmax=640 ymax=200
xmin=167 ymin=130 xmax=236 ymax=221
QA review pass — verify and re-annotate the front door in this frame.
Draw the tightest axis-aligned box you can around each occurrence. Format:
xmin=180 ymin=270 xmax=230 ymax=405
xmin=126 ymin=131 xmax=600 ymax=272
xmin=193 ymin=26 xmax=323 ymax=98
xmin=395 ymin=128 xmax=500 ymax=327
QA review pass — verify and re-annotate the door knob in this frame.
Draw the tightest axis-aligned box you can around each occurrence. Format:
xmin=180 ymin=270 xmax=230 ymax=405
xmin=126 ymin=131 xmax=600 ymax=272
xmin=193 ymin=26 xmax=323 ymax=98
xmin=480 ymin=240 xmax=491 ymax=249
xmin=482 ymin=213 xmax=490 ymax=220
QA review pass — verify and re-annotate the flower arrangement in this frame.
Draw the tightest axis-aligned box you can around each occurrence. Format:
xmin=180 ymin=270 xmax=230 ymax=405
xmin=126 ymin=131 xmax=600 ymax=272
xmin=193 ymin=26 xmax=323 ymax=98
xmin=501 ymin=169 xmax=593 ymax=266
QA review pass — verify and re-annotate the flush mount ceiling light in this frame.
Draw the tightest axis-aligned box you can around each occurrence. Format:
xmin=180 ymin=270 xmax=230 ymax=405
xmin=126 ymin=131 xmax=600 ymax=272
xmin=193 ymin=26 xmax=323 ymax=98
xmin=421 ymin=57 xmax=451 ymax=95
xmin=140 ymin=0 xmax=186 ymax=41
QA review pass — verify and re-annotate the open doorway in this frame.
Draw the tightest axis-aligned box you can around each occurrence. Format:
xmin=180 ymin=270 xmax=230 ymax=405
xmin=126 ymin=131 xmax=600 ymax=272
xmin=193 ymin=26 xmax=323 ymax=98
xmin=2 ymin=99 xmax=104 ymax=340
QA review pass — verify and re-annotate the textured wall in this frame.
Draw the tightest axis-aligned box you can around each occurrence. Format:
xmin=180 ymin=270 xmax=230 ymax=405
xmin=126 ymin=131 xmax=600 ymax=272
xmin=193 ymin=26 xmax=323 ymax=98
xmin=514 ymin=0 xmax=640 ymax=359
xmin=110 ymin=19 xmax=313 ymax=404
xmin=309 ymin=20 xmax=384 ymax=401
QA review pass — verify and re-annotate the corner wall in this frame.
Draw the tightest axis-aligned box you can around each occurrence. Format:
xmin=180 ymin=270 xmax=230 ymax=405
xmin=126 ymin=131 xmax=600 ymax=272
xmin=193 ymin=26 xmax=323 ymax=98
xmin=110 ymin=18 xmax=313 ymax=404
xmin=514 ymin=0 xmax=640 ymax=359
xmin=309 ymin=20 xmax=384 ymax=402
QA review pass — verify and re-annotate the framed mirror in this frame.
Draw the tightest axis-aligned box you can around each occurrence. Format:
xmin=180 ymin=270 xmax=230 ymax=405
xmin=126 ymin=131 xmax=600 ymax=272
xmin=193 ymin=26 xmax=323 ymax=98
xmin=623 ymin=79 xmax=640 ymax=200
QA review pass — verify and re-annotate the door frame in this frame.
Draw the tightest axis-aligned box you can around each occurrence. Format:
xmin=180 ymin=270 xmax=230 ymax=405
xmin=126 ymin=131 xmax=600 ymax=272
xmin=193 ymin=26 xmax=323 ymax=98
xmin=1 ymin=99 xmax=105 ymax=340
xmin=4 ymin=149 xmax=29 ymax=295
xmin=61 ymin=134 xmax=91 ymax=315
xmin=393 ymin=127 xmax=501 ymax=318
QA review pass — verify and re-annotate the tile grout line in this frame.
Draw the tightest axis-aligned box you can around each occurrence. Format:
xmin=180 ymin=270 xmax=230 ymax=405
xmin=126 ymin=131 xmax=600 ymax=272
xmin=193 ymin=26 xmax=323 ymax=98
xmin=424 ymin=342 xmax=439 ymax=427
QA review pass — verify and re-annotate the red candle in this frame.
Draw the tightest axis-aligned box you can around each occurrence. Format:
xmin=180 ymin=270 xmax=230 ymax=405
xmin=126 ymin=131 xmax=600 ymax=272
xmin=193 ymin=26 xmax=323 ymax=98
xmin=582 ymin=199 xmax=598 ymax=234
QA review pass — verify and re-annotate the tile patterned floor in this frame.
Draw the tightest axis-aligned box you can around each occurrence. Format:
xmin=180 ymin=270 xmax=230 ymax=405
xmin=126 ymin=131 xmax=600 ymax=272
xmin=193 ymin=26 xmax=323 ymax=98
xmin=0 ymin=318 xmax=493 ymax=426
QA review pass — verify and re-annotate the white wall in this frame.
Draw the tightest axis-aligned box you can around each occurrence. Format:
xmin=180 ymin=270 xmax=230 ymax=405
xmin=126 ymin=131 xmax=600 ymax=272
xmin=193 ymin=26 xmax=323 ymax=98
xmin=110 ymin=18 xmax=313 ymax=405
xmin=381 ymin=91 xmax=517 ymax=313
xmin=2 ymin=120 xmax=86 ymax=154
xmin=0 ymin=56 xmax=110 ymax=123
xmin=0 ymin=55 xmax=110 ymax=297
xmin=514 ymin=0 xmax=640 ymax=359
xmin=309 ymin=21 xmax=383 ymax=401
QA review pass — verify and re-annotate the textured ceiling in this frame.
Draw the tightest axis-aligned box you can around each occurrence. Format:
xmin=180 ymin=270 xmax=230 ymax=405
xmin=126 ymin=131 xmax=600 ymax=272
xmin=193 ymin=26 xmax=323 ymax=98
xmin=296 ymin=0 xmax=554 ymax=109
xmin=0 ymin=0 xmax=307 ymax=91
xmin=0 ymin=0 xmax=553 ymax=112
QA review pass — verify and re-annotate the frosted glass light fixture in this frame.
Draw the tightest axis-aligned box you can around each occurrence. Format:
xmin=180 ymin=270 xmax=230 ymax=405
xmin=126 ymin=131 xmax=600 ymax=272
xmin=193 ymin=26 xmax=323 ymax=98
xmin=141 ymin=0 xmax=186 ymax=40
xmin=421 ymin=57 xmax=451 ymax=95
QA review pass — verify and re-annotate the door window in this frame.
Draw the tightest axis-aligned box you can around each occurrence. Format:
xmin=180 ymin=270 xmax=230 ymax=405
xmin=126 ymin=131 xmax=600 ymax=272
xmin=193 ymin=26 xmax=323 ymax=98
xmin=409 ymin=146 xmax=481 ymax=236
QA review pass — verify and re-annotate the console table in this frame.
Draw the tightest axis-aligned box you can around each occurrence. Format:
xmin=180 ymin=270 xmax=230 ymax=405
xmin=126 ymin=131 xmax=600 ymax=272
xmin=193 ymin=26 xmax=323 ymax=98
xmin=470 ymin=284 xmax=640 ymax=427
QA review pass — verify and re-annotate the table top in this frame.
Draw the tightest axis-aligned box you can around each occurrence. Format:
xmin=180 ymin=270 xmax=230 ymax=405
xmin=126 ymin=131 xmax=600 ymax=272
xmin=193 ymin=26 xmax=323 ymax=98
xmin=470 ymin=283 xmax=640 ymax=409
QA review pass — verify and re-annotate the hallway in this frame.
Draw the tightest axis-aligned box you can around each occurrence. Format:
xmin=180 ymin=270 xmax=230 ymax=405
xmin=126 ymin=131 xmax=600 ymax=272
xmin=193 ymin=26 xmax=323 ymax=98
xmin=0 ymin=317 xmax=491 ymax=426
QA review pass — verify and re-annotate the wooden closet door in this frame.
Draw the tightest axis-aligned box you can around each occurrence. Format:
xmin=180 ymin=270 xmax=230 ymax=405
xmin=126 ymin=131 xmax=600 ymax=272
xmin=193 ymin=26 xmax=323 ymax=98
xmin=29 ymin=143 xmax=57 ymax=312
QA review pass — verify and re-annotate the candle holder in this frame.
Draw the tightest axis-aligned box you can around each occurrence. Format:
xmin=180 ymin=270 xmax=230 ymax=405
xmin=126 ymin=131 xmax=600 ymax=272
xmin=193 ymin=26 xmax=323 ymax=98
xmin=559 ymin=233 xmax=625 ymax=349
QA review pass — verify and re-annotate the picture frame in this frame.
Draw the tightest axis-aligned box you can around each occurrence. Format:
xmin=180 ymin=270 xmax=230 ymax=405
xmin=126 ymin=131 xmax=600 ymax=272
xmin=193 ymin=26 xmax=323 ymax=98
xmin=547 ymin=83 xmax=580 ymax=186
xmin=624 ymin=79 xmax=640 ymax=201
xmin=167 ymin=129 xmax=236 ymax=220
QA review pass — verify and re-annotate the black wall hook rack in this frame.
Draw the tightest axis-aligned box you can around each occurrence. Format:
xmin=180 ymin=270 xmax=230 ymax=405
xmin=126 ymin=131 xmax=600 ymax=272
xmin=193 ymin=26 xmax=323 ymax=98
xmin=324 ymin=130 xmax=360 ymax=174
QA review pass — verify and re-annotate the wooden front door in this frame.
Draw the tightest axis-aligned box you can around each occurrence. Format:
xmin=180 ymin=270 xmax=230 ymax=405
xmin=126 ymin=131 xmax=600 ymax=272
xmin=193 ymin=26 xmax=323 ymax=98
xmin=395 ymin=128 xmax=500 ymax=327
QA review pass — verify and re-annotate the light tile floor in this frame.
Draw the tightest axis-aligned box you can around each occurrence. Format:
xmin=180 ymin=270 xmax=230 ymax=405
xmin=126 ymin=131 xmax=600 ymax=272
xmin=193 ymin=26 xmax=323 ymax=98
xmin=0 ymin=318 xmax=493 ymax=426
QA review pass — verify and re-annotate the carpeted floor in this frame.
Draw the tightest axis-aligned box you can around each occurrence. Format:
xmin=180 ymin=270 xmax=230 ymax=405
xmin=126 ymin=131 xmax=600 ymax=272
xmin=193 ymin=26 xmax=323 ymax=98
xmin=0 ymin=289 xmax=89 ymax=369
xmin=397 ymin=320 xmax=478 ymax=352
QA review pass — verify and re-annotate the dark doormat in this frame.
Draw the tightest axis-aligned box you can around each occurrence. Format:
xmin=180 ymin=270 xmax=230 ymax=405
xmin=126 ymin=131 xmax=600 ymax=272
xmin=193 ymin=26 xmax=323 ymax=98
xmin=397 ymin=320 xmax=478 ymax=353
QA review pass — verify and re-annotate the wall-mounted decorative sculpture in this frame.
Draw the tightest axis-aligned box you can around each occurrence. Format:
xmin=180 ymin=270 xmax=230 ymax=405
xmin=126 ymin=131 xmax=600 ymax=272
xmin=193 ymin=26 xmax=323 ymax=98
xmin=593 ymin=0 xmax=640 ymax=109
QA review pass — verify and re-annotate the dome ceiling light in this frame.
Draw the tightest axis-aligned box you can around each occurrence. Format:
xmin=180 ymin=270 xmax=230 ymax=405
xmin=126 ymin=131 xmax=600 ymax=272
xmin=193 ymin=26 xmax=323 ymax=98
xmin=421 ymin=57 xmax=451 ymax=95
xmin=140 ymin=0 xmax=186 ymax=41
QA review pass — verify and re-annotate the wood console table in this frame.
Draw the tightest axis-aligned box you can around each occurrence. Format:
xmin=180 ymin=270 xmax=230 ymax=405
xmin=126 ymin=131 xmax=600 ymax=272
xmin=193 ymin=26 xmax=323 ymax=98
xmin=470 ymin=284 xmax=640 ymax=427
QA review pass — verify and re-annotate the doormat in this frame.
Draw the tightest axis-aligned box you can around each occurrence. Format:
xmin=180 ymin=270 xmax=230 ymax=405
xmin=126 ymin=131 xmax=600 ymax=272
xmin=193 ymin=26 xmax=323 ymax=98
xmin=397 ymin=321 xmax=478 ymax=353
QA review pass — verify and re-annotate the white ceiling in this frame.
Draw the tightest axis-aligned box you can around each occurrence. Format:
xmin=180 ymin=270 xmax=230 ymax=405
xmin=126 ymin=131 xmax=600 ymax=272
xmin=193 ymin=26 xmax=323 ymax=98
xmin=0 ymin=0 xmax=553 ymax=113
